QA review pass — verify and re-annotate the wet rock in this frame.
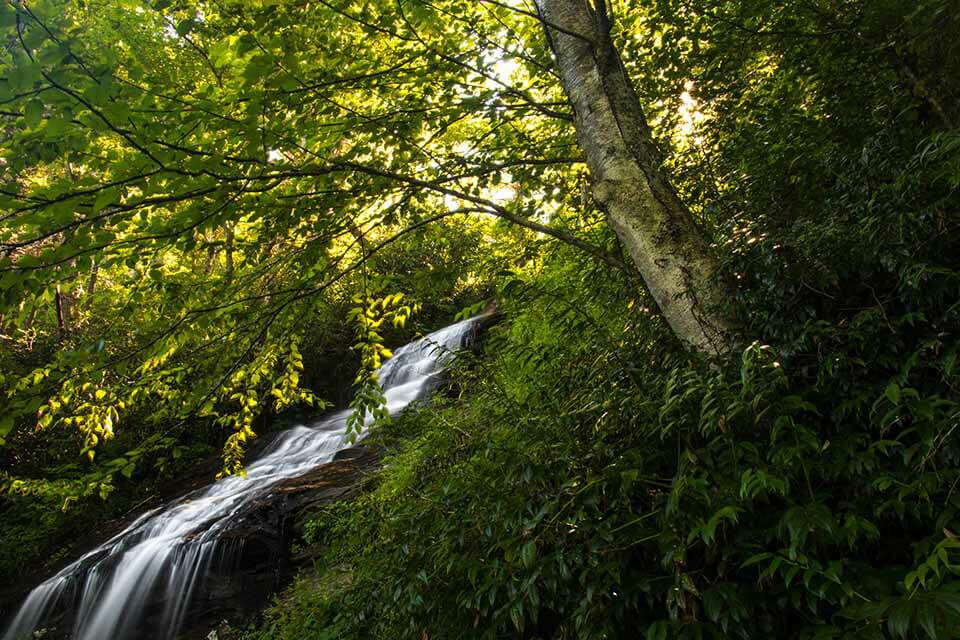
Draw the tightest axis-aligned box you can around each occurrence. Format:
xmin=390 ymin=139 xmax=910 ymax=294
xmin=173 ymin=445 xmax=381 ymax=639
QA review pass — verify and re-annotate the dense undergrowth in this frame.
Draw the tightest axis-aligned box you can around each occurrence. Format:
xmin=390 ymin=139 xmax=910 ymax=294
xmin=243 ymin=126 xmax=960 ymax=639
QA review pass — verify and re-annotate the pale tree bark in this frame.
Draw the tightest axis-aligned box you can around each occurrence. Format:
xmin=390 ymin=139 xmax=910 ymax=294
xmin=87 ymin=258 xmax=99 ymax=298
xmin=203 ymin=230 xmax=216 ymax=275
xmin=535 ymin=0 xmax=735 ymax=354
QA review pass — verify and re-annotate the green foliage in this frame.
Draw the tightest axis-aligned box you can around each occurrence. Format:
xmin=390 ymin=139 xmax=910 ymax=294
xmin=345 ymin=292 xmax=419 ymax=439
xmin=245 ymin=54 xmax=960 ymax=630
xmin=250 ymin=235 xmax=960 ymax=637
xmin=0 ymin=437 xmax=216 ymax=583
xmin=0 ymin=0 xmax=958 ymax=638
xmin=215 ymin=338 xmax=325 ymax=477
xmin=0 ymin=0 xmax=535 ymax=482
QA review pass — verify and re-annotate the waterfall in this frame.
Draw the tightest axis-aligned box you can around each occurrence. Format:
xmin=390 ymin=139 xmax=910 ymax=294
xmin=2 ymin=315 xmax=487 ymax=640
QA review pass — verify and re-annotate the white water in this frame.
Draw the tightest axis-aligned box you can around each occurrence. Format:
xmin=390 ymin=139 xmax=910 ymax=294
xmin=2 ymin=316 xmax=485 ymax=640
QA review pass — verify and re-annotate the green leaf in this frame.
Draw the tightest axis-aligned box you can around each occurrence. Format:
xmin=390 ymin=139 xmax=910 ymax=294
xmin=176 ymin=18 xmax=195 ymax=36
xmin=0 ymin=2 xmax=16 ymax=29
xmin=9 ymin=61 xmax=42 ymax=92
xmin=0 ymin=414 xmax=14 ymax=439
xmin=886 ymin=600 xmax=912 ymax=639
xmin=43 ymin=116 xmax=70 ymax=139
xmin=646 ymin=620 xmax=669 ymax=640
xmin=92 ymin=187 xmax=118 ymax=214
xmin=885 ymin=382 xmax=901 ymax=405
xmin=741 ymin=552 xmax=772 ymax=568
xmin=24 ymin=99 xmax=43 ymax=127
xmin=520 ymin=540 xmax=536 ymax=568
xmin=916 ymin=602 xmax=937 ymax=639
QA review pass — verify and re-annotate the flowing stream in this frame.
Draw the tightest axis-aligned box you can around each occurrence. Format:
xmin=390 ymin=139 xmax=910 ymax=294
xmin=2 ymin=315 xmax=486 ymax=640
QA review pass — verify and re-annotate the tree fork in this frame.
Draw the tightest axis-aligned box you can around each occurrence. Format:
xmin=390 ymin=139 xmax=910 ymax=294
xmin=535 ymin=0 xmax=736 ymax=354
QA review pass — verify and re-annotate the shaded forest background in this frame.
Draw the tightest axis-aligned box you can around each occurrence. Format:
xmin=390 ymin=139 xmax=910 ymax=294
xmin=2 ymin=0 xmax=960 ymax=637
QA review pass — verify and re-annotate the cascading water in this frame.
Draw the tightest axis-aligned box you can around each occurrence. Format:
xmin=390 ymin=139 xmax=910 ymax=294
xmin=2 ymin=315 xmax=488 ymax=640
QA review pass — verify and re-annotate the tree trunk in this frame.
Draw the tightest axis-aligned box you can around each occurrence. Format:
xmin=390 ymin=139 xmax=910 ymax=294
xmin=535 ymin=0 xmax=734 ymax=354
xmin=55 ymin=284 xmax=67 ymax=337
xmin=87 ymin=258 xmax=98 ymax=297
xmin=24 ymin=302 xmax=37 ymax=330
xmin=224 ymin=223 xmax=235 ymax=282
